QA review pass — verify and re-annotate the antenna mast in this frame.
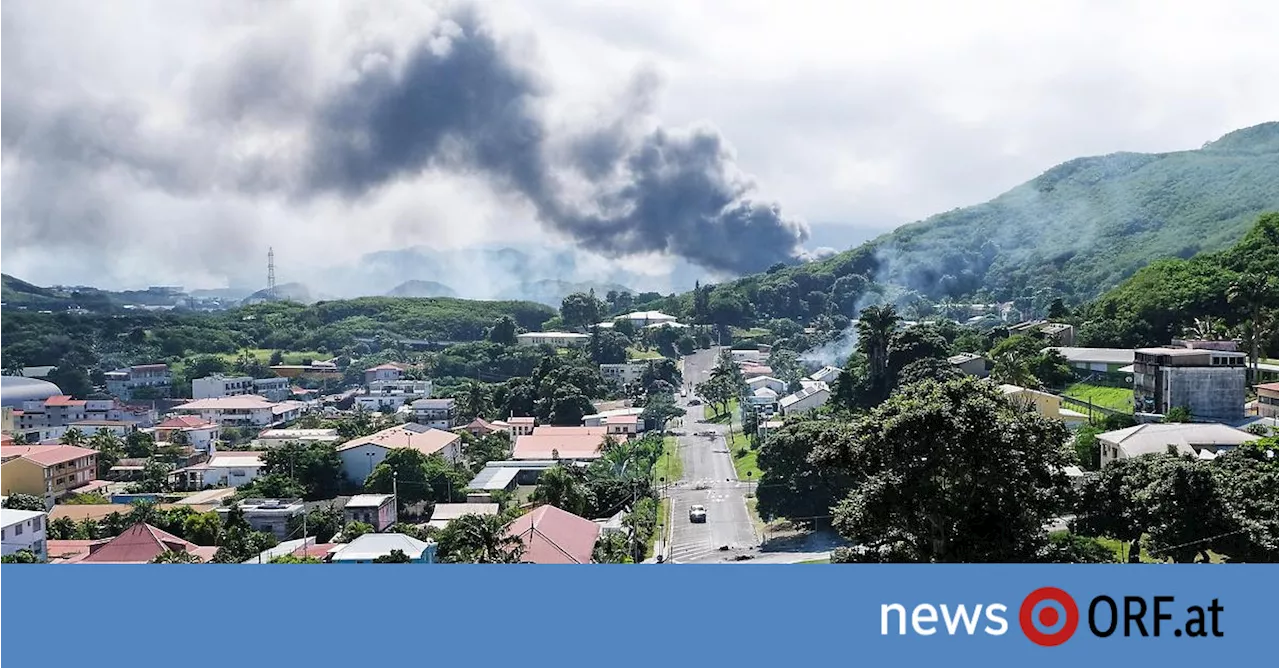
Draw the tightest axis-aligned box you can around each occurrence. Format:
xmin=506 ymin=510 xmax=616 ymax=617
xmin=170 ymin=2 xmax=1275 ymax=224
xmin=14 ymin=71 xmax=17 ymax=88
xmin=267 ymin=247 xmax=277 ymax=300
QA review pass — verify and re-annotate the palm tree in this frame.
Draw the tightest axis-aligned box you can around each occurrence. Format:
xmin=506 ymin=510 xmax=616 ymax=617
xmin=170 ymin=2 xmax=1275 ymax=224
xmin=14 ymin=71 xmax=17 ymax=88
xmin=992 ymin=351 xmax=1037 ymax=388
xmin=1183 ymin=317 xmax=1226 ymax=341
xmin=151 ymin=550 xmax=203 ymax=564
xmin=855 ymin=304 xmax=900 ymax=383
xmin=1228 ymin=274 xmax=1273 ymax=383
xmin=460 ymin=381 xmax=490 ymax=421
xmin=59 ymin=428 xmax=87 ymax=446
xmin=530 ymin=465 xmax=591 ymax=516
xmin=437 ymin=513 xmax=525 ymax=563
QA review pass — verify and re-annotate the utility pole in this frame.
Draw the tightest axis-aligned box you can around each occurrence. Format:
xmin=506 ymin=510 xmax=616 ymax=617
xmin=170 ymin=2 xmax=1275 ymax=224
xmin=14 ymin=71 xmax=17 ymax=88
xmin=392 ymin=471 xmax=398 ymax=525
xmin=267 ymin=247 xmax=277 ymax=301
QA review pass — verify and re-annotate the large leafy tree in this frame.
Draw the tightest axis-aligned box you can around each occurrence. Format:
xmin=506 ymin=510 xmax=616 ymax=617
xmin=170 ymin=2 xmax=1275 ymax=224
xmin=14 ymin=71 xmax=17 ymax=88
xmin=436 ymin=513 xmax=525 ymax=563
xmin=488 ymin=315 xmax=519 ymax=346
xmin=531 ymin=465 xmax=593 ymax=517
xmin=756 ymin=422 xmax=857 ymax=525
xmin=587 ymin=327 xmax=630 ymax=365
xmin=560 ymin=291 xmax=606 ymax=331
xmin=1211 ymin=439 xmax=1279 ymax=562
xmin=828 ymin=377 xmax=1073 ymax=562
xmin=855 ymin=304 xmax=900 ymax=391
xmin=2 ymin=494 xmax=45 ymax=511
xmin=260 ymin=442 xmax=342 ymax=501
xmin=457 ymin=381 xmax=491 ymax=421
xmin=365 ymin=449 xmax=471 ymax=509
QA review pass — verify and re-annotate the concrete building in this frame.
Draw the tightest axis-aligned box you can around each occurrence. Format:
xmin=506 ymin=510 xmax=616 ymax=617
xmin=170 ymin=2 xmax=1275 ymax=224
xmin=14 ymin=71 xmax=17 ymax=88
xmin=1096 ymin=423 xmax=1258 ymax=468
xmin=410 ymin=398 xmax=457 ymax=430
xmin=173 ymin=395 xmax=283 ymax=427
xmin=355 ymin=379 xmax=433 ymax=412
xmin=516 ymin=332 xmax=590 ymax=348
xmin=1133 ymin=348 xmax=1246 ymax=420
xmin=1254 ymin=383 xmax=1279 ymax=419
xmin=152 ymin=416 xmax=221 ymax=452
xmin=747 ymin=376 xmax=787 ymax=395
xmin=1 ymin=508 xmax=48 ymax=562
xmin=998 ymin=384 xmax=1087 ymax=428
xmin=1 ymin=445 xmax=99 ymax=498
xmin=252 ymin=377 xmax=291 ymax=402
xmin=604 ymin=414 xmax=641 ymax=437
xmin=364 ymin=363 xmax=407 ymax=384
xmin=192 ymin=375 xmax=256 ymax=400
xmin=103 ymin=364 xmax=172 ymax=400
xmin=328 ymin=533 xmax=437 ymax=563
xmin=1050 ymin=348 xmax=1135 ymax=374
xmin=344 ymin=494 xmax=397 ymax=532
xmin=512 ymin=426 xmax=608 ymax=461
xmin=505 ymin=416 xmax=536 ymax=437
xmin=779 ymin=385 xmax=829 ymax=416
xmin=337 ymin=424 xmax=463 ymax=483
xmin=807 ymin=366 xmax=842 ymax=385
xmin=600 ymin=361 xmax=650 ymax=387
xmin=256 ymin=428 xmax=341 ymax=447
xmin=747 ymin=387 xmax=780 ymax=417
xmin=174 ymin=451 xmax=265 ymax=489
xmin=948 ymin=353 xmax=989 ymax=378
xmin=216 ymin=499 xmax=304 ymax=540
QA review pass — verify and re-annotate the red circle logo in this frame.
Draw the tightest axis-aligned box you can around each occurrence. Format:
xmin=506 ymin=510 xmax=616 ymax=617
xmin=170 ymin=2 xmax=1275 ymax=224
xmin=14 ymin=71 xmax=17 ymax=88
xmin=1019 ymin=587 xmax=1079 ymax=646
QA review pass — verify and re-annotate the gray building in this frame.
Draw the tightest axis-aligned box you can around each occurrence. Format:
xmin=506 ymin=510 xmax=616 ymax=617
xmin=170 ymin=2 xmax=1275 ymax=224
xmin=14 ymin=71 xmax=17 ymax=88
xmin=216 ymin=498 xmax=304 ymax=540
xmin=1133 ymin=348 xmax=1246 ymax=420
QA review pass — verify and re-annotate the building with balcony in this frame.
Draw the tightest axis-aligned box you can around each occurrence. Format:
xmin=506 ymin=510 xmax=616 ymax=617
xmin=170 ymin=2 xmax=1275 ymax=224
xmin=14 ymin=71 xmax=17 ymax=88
xmin=411 ymin=398 xmax=457 ymax=430
xmin=0 ymin=445 xmax=99 ymax=498
xmin=104 ymin=364 xmax=172 ymax=400
xmin=1133 ymin=348 xmax=1246 ymax=420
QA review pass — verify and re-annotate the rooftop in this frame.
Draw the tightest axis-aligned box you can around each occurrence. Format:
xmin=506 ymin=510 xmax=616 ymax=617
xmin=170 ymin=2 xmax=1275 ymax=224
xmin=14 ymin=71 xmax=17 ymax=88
xmin=156 ymin=416 xmax=219 ymax=430
xmin=1135 ymin=347 xmax=1246 ymax=358
xmin=345 ymin=494 xmax=394 ymax=509
xmin=428 ymin=503 xmax=499 ymax=522
xmin=79 ymin=522 xmax=201 ymax=564
xmin=467 ymin=466 xmax=521 ymax=491
xmin=516 ymin=331 xmax=590 ymax=339
xmin=506 ymin=505 xmax=600 ymax=564
xmin=512 ymin=427 xmax=608 ymax=460
xmin=328 ymin=533 xmax=434 ymax=562
xmin=206 ymin=452 xmax=265 ymax=469
xmin=258 ymin=428 xmax=340 ymax=439
xmin=780 ymin=385 xmax=828 ymax=408
xmin=364 ymin=363 xmax=407 ymax=372
xmin=622 ymin=311 xmax=677 ymax=321
xmin=1098 ymin=423 xmax=1258 ymax=458
xmin=337 ymin=423 xmax=461 ymax=457
xmin=175 ymin=395 xmax=276 ymax=411
xmin=1048 ymin=347 xmax=1135 ymax=365
xmin=44 ymin=395 xmax=87 ymax=407
xmin=1 ymin=508 xmax=46 ymax=528
xmin=1 ymin=444 xmax=98 ymax=467
xmin=1256 ymin=383 xmax=1280 ymax=393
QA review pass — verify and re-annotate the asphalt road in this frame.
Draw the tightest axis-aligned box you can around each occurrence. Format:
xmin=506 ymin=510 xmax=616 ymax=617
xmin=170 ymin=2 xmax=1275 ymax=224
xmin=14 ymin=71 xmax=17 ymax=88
xmin=664 ymin=347 xmax=760 ymax=563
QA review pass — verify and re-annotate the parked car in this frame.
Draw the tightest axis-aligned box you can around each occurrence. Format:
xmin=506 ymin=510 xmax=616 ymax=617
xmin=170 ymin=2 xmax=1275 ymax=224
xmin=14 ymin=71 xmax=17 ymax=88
xmin=688 ymin=399 xmax=701 ymax=406
xmin=689 ymin=505 xmax=707 ymax=523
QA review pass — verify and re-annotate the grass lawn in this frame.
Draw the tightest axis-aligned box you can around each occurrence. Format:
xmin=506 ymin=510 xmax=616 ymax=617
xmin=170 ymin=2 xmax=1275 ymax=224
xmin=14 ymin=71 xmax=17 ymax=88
xmin=799 ymin=558 xmax=831 ymax=564
xmin=647 ymin=497 xmax=671 ymax=559
xmin=704 ymin=397 xmax=738 ymax=423
xmin=654 ymin=436 xmax=684 ymax=485
xmin=216 ymin=348 xmax=328 ymax=365
xmin=745 ymin=497 xmax=767 ymax=539
xmin=1062 ymin=382 xmax=1134 ymax=414
xmin=627 ymin=347 xmax=664 ymax=361
xmin=730 ymin=430 xmax=760 ymax=481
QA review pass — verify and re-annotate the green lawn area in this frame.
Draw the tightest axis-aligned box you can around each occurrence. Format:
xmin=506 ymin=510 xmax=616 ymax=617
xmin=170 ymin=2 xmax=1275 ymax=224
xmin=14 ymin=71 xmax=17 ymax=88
xmin=216 ymin=348 xmax=328 ymax=365
xmin=799 ymin=558 xmax=831 ymax=564
xmin=627 ymin=347 xmax=664 ymax=360
xmin=745 ymin=497 xmax=767 ymax=538
xmin=654 ymin=436 xmax=684 ymax=485
xmin=1062 ymin=382 xmax=1134 ymax=414
xmin=730 ymin=430 xmax=760 ymax=481
xmin=704 ymin=397 xmax=738 ymax=423
xmin=647 ymin=497 xmax=671 ymax=559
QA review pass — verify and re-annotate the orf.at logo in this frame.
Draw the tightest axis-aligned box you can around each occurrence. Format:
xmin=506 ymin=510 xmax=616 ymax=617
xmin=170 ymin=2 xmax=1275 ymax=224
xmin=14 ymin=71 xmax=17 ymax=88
xmin=1020 ymin=587 xmax=1079 ymax=646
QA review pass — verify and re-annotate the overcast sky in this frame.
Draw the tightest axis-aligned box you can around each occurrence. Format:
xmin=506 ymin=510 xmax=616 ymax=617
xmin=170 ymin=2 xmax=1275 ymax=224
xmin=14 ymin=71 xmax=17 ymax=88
xmin=3 ymin=0 xmax=1276 ymax=290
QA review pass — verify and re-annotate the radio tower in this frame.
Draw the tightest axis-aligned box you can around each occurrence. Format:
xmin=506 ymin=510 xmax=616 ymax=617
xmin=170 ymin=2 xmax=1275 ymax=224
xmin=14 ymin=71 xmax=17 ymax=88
xmin=267 ymin=247 xmax=277 ymax=301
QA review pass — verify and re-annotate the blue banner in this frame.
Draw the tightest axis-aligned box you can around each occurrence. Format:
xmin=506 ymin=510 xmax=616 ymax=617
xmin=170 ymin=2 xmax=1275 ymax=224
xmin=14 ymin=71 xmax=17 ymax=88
xmin=2 ymin=565 xmax=1275 ymax=666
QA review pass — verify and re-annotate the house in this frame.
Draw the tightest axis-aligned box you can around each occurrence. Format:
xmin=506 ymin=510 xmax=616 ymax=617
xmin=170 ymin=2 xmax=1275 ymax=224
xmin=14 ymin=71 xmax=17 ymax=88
xmin=618 ymin=311 xmax=679 ymax=328
xmin=747 ymin=376 xmax=787 ymax=395
xmin=364 ymin=363 xmax=407 ymax=384
xmin=328 ymin=532 xmax=437 ymax=563
xmin=1133 ymin=348 xmax=1246 ymax=420
xmin=2 ymin=509 xmax=48 ymax=562
xmin=999 ymin=384 xmax=1088 ymax=428
xmin=747 ymin=387 xmax=780 ymax=417
xmin=947 ymin=353 xmax=989 ymax=378
xmin=505 ymin=416 xmax=536 ymax=437
xmin=337 ymin=424 xmax=463 ymax=483
xmin=1096 ymin=423 xmax=1259 ymax=468
xmin=600 ymin=361 xmax=650 ymax=386
xmin=271 ymin=401 xmax=308 ymax=424
xmin=153 ymin=416 xmax=221 ymax=452
xmin=74 ymin=522 xmax=216 ymax=563
xmin=1009 ymin=321 xmax=1075 ymax=346
xmin=192 ymin=374 xmax=257 ymax=399
xmin=173 ymin=451 xmax=265 ymax=489
xmin=516 ymin=332 xmax=590 ymax=348
xmin=46 ymin=539 xmax=97 ymax=563
xmin=739 ymin=364 xmax=774 ymax=380
xmin=344 ymin=494 xmax=397 ymax=532
xmin=807 ymin=366 xmax=842 ymax=385
xmin=1 ymin=445 xmax=98 ymax=497
xmin=425 ymin=503 xmax=499 ymax=531
xmin=173 ymin=395 xmax=280 ymax=427
xmin=1254 ymin=383 xmax=1280 ymax=418
xmin=256 ymin=428 xmax=341 ymax=447
xmin=103 ymin=364 xmax=172 ymax=400
xmin=506 ymin=504 xmax=600 ymax=564
xmin=778 ymin=386 xmax=829 ymax=416
xmin=356 ymin=379 xmax=433 ymax=412
xmin=582 ymin=407 xmax=644 ymax=429
xmin=411 ymin=398 xmax=457 ymax=429
xmin=730 ymin=349 xmax=763 ymax=364
xmin=467 ymin=459 xmax=564 ymax=493
xmin=454 ymin=417 xmax=506 ymax=438
xmin=1049 ymin=347 xmax=1135 ymax=374
xmin=604 ymin=414 xmax=641 ymax=437
xmin=216 ymin=499 xmax=304 ymax=540
xmin=270 ymin=362 xmax=343 ymax=380
xmin=512 ymin=426 xmax=608 ymax=461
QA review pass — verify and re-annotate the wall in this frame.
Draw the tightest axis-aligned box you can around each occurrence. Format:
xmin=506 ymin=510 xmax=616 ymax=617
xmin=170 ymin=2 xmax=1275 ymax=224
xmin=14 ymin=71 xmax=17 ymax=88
xmin=1 ymin=513 xmax=48 ymax=562
xmin=339 ymin=444 xmax=388 ymax=483
xmin=1166 ymin=367 xmax=1246 ymax=420
xmin=1 ymin=459 xmax=47 ymax=496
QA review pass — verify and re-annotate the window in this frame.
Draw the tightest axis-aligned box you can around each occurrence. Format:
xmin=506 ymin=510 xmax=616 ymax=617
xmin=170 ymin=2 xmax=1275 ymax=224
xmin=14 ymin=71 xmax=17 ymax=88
xmin=32 ymin=517 xmax=42 ymax=531
xmin=14 ymin=523 xmax=22 ymax=535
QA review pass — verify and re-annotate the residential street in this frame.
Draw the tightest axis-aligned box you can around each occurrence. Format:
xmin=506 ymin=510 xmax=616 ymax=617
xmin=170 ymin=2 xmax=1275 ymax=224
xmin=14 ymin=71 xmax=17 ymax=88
xmin=664 ymin=347 xmax=760 ymax=563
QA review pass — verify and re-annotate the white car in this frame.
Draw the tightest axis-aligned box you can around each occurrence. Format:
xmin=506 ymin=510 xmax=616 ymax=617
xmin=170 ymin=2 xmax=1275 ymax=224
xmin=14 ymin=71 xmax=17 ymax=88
xmin=689 ymin=505 xmax=707 ymax=523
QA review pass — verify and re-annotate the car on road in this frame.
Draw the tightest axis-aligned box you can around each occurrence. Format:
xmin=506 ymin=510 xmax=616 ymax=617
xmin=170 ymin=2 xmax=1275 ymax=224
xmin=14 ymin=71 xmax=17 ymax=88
xmin=688 ymin=398 xmax=701 ymax=406
xmin=680 ymin=389 xmax=687 ymax=397
xmin=689 ymin=505 xmax=707 ymax=523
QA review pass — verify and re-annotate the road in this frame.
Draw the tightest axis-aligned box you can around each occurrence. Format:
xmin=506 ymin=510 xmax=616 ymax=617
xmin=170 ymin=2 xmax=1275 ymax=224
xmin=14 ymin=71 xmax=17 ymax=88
xmin=664 ymin=347 xmax=760 ymax=563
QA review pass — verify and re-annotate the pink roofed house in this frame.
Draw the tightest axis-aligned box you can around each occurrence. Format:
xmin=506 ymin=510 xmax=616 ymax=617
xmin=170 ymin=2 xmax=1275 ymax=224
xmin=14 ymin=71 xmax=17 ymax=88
xmin=512 ymin=426 xmax=608 ymax=461
xmin=75 ymin=522 xmax=217 ymax=563
xmin=506 ymin=505 xmax=601 ymax=564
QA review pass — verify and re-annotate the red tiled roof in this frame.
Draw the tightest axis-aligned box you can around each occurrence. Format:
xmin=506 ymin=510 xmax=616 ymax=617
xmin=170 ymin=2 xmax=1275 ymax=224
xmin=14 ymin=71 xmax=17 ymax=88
xmin=293 ymin=543 xmax=338 ymax=560
xmin=1 ymin=445 xmax=97 ymax=467
xmin=512 ymin=427 xmax=607 ymax=460
xmin=47 ymin=540 xmax=96 ymax=563
xmin=1256 ymin=382 xmax=1280 ymax=392
xmin=44 ymin=395 xmax=87 ymax=407
xmin=80 ymin=522 xmax=201 ymax=563
xmin=506 ymin=505 xmax=601 ymax=564
xmin=156 ymin=415 xmax=217 ymax=430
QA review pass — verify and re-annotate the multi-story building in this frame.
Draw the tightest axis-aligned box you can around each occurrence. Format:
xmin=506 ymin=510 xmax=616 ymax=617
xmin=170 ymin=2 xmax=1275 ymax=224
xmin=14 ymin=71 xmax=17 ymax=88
xmin=192 ymin=375 xmax=256 ymax=400
xmin=173 ymin=395 xmax=281 ymax=427
xmin=103 ymin=364 xmax=171 ymax=400
xmin=153 ymin=416 xmax=221 ymax=452
xmin=600 ymin=362 xmax=650 ymax=387
xmin=364 ymin=363 xmax=406 ymax=384
xmin=505 ymin=416 xmax=536 ymax=437
xmin=215 ymin=499 xmax=304 ymax=540
xmin=411 ymin=398 xmax=457 ymax=430
xmin=252 ymin=377 xmax=291 ymax=402
xmin=355 ymin=380 xmax=433 ymax=412
xmin=0 ymin=445 xmax=99 ymax=497
xmin=1133 ymin=348 xmax=1247 ymax=420
xmin=1253 ymin=383 xmax=1279 ymax=419
xmin=343 ymin=494 xmax=397 ymax=532
xmin=1 ymin=509 xmax=48 ymax=562
xmin=515 ymin=332 xmax=590 ymax=348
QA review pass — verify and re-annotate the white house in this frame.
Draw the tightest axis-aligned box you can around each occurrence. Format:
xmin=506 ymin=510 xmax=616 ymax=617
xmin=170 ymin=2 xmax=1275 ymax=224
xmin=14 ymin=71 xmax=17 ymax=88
xmin=1096 ymin=423 xmax=1258 ymax=468
xmin=747 ymin=387 xmax=780 ymax=416
xmin=807 ymin=366 xmax=842 ymax=385
xmin=600 ymin=362 xmax=650 ymax=386
xmin=337 ymin=423 xmax=463 ymax=482
xmin=1 ymin=508 xmax=48 ymax=562
xmin=192 ymin=375 xmax=256 ymax=400
xmin=256 ymin=428 xmax=341 ymax=448
xmin=355 ymin=379 xmax=433 ymax=412
xmin=746 ymin=376 xmax=787 ymax=395
xmin=328 ymin=533 xmax=437 ymax=563
xmin=173 ymin=395 xmax=279 ymax=427
xmin=411 ymin=398 xmax=457 ymax=430
xmin=364 ymin=363 xmax=407 ymax=384
xmin=779 ymin=385 xmax=830 ymax=415
xmin=582 ymin=407 xmax=644 ymax=428
xmin=174 ymin=451 xmax=265 ymax=489
xmin=620 ymin=311 xmax=679 ymax=328
xmin=516 ymin=332 xmax=590 ymax=348
xmin=152 ymin=416 xmax=221 ymax=452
